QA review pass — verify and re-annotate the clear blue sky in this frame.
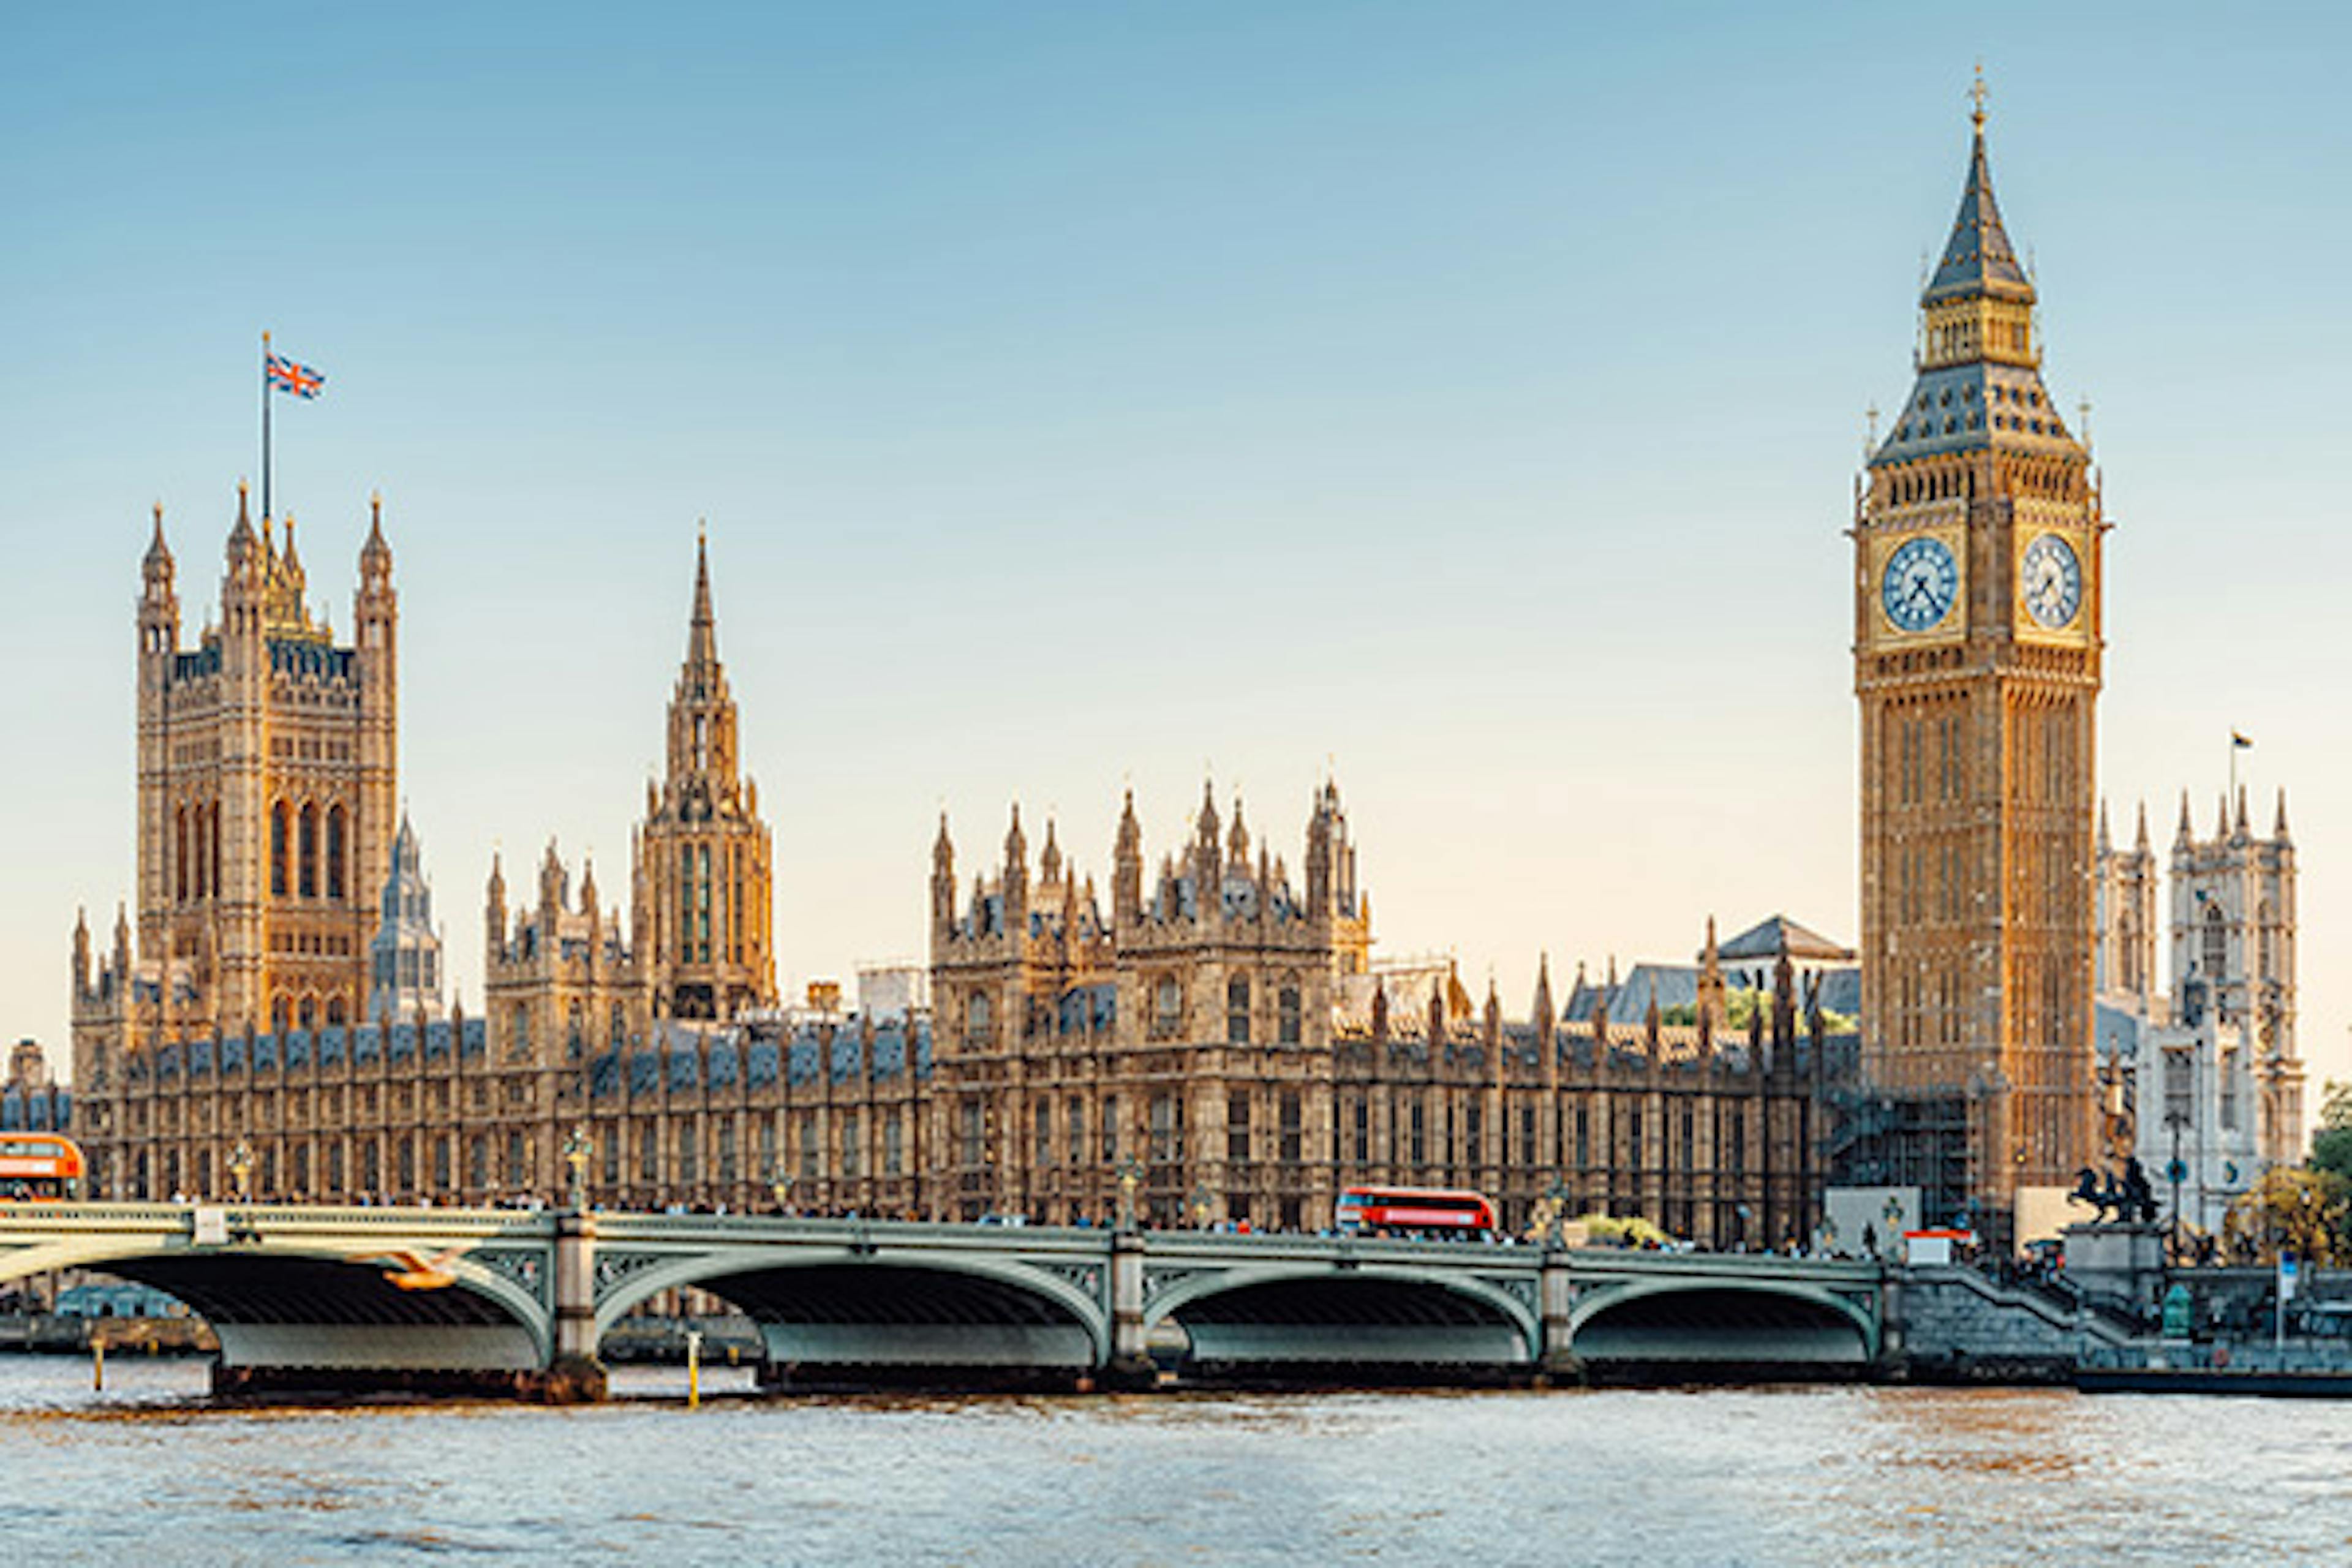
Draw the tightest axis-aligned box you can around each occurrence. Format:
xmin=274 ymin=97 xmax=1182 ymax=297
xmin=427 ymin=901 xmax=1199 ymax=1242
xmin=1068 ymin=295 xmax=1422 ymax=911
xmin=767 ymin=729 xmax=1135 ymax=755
xmin=3 ymin=3 xmax=2346 ymax=1096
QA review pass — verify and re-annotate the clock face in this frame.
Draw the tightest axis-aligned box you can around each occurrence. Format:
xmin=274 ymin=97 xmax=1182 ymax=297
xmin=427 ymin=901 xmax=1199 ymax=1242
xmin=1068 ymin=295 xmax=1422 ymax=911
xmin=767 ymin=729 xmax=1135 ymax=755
xmin=1881 ymin=536 xmax=1959 ymax=633
xmin=2021 ymin=532 xmax=2082 ymax=629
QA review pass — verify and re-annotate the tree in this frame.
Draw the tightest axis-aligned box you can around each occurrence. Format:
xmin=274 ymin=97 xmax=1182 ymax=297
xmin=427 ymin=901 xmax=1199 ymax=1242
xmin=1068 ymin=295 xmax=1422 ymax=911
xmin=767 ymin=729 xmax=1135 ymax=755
xmin=2309 ymin=1080 xmax=2352 ymax=1186
xmin=2222 ymin=1166 xmax=2352 ymax=1265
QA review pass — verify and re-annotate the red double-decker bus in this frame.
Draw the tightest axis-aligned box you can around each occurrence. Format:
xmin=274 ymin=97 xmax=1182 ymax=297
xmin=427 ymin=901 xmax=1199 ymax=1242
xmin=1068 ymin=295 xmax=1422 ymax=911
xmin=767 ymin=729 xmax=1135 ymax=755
xmin=0 ymin=1136 xmax=85 ymax=1202
xmin=1336 ymin=1185 xmax=1498 ymax=1237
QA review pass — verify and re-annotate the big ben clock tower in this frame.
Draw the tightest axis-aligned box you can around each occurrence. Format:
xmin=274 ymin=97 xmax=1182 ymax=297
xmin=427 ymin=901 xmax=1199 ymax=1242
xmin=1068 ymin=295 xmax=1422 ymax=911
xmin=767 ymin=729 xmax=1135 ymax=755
xmin=1854 ymin=86 xmax=2101 ymax=1233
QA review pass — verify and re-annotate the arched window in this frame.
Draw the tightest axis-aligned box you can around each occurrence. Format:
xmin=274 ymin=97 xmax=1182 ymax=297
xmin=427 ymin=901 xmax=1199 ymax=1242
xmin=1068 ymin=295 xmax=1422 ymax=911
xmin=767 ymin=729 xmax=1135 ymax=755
xmin=299 ymin=995 xmax=318 ymax=1028
xmin=2203 ymin=904 xmax=2228 ymax=986
xmin=174 ymin=807 xmax=189 ymax=902
xmin=610 ymin=1002 xmax=628 ymax=1049
xmin=326 ymin=995 xmax=348 ymax=1027
xmin=1226 ymin=976 xmax=1251 ymax=1044
xmin=270 ymin=801 xmax=291 ymax=896
xmin=326 ymin=805 xmax=347 ymax=900
xmin=298 ymin=802 xmax=319 ymax=897
xmin=1278 ymin=983 xmax=1303 ymax=1046
xmin=697 ymin=845 xmax=712 ymax=963
xmin=207 ymin=803 xmax=222 ymax=899
xmin=1153 ymin=976 xmax=1182 ymax=1040
xmin=272 ymin=996 xmax=292 ymax=1038
xmin=965 ymin=990 xmax=993 ymax=1050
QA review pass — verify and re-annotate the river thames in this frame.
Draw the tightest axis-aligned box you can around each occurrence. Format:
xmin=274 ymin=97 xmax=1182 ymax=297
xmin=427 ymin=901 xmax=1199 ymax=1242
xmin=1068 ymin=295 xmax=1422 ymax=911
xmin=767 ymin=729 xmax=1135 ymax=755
xmin=1 ymin=1358 xmax=2344 ymax=1566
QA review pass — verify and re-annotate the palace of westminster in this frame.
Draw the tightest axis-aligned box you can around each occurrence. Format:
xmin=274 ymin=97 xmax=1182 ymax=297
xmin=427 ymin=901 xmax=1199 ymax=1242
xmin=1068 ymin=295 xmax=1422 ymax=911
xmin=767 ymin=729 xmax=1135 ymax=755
xmin=29 ymin=100 xmax=2305 ymax=1246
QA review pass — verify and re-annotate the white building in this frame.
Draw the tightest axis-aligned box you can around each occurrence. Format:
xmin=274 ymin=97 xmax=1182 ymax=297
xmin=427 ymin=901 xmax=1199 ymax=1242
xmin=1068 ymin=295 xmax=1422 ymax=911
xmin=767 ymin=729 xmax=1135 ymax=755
xmin=2095 ymin=788 xmax=2302 ymax=1234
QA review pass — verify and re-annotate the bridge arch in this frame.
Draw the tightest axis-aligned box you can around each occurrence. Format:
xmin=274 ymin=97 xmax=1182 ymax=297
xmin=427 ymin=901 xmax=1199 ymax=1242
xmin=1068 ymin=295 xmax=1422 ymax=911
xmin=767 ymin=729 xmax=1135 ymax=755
xmin=1570 ymin=1277 xmax=1876 ymax=1367
xmin=595 ymin=1245 xmax=1110 ymax=1370
xmin=0 ymin=1233 xmax=552 ymax=1371
xmin=1147 ymin=1264 xmax=1541 ymax=1367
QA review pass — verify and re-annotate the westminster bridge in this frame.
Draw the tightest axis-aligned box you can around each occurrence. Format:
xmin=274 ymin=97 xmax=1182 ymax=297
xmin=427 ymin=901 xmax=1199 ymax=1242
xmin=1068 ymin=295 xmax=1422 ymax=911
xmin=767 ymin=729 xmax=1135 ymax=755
xmin=0 ymin=1204 xmax=1896 ymax=1397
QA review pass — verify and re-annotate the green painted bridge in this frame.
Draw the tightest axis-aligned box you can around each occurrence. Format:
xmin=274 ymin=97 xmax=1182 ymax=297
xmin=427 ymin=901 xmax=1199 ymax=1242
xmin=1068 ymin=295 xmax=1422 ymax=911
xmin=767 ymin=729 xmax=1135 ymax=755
xmin=0 ymin=1204 xmax=1889 ymax=1397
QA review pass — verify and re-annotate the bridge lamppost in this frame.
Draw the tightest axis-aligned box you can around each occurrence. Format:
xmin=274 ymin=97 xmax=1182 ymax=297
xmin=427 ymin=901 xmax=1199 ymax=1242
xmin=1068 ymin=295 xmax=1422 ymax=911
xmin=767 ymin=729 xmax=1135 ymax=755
xmin=1189 ymin=1182 xmax=1215 ymax=1231
xmin=562 ymin=1126 xmax=591 ymax=1213
xmin=1115 ymin=1157 xmax=1145 ymax=1234
xmin=1544 ymin=1175 xmax=1572 ymax=1250
xmin=228 ymin=1139 xmax=254 ymax=1203
xmin=769 ymin=1159 xmax=795 ymax=1217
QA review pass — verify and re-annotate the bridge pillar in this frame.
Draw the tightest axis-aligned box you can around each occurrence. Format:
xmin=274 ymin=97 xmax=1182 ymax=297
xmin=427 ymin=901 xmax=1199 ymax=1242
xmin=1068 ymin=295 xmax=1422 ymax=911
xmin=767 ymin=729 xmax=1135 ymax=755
xmin=547 ymin=1212 xmax=608 ymax=1403
xmin=1877 ymin=1263 xmax=1907 ymax=1377
xmin=1106 ymin=1229 xmax=1153 ymax=1388
xmin=1538 ymin=1245 xmax=1583 ymax=1384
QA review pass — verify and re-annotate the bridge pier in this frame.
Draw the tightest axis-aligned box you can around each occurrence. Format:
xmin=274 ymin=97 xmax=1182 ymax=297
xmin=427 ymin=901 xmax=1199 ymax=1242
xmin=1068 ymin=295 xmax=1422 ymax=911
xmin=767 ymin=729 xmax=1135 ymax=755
xmin=1538 ymin=1245 xmax=1583 ymax=1385
xmin=1106 ymin=1229 xmax=1155 ymax=1389
xmin=548 ymin=1212 xmax=609 ymax=1403
xmin=1878 ymin=1265 xmax=1908 ymax=1379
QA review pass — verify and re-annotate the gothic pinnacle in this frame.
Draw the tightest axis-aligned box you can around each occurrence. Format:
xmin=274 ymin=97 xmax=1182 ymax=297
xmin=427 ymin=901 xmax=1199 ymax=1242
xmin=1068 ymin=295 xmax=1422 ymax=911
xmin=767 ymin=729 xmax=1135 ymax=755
xmin=685 ymin=530 xmax=719 ymax=669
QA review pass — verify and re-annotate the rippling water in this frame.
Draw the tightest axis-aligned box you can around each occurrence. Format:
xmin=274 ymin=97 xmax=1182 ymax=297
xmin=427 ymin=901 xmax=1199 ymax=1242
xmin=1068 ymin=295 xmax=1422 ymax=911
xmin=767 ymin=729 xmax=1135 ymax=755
xmin=1 ymin=1357 xmax=2345 ymax=1565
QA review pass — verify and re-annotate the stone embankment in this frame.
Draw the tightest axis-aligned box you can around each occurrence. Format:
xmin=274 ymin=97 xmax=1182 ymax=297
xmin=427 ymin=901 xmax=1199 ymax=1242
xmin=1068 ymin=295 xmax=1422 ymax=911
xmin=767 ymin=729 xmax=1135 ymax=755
xmin=1892 ymin=1265 xmax=2132 ymax=1382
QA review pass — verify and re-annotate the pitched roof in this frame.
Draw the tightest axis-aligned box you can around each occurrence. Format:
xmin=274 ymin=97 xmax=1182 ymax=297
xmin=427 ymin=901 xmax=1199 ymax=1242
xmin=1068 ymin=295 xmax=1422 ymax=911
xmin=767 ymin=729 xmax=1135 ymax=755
xmin=1922 ymin=123 xmax=2034 ymax=306
xmin=1713 ymin=914 xmax=1855 ymax=965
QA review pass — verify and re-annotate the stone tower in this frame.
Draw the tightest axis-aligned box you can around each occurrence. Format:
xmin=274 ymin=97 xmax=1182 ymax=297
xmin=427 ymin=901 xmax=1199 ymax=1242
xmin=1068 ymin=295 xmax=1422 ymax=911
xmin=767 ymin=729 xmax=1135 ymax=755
xmin=1854 ymin=94 xmax=2102 ymax=1227
xmin=2094 ymin=801 xmax=2158 ymax=1011
xmin=368 ymin=812 xmax=445 ymax=1023
xmin=2168 ymin=788 xmax=2300 ymax=1163
xmin=637 ymin=536 xmax=776 ymax=1020
xmin=75 ymin=486 xmax=398 ymax=1072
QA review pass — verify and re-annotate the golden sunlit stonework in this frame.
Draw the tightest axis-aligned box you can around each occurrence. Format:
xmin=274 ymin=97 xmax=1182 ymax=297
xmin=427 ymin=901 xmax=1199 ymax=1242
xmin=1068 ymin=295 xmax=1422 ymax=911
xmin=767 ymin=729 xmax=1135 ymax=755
xmin=1849 ymin=100 xmax=2103 ymax=1231
xmin=61 ymin=100 xmax=2134 ymax=1243
xmin=71 ymin=490 xmax=399 ymax=1129
xmin=61 ymin=513 xmax=1836 ymax=1234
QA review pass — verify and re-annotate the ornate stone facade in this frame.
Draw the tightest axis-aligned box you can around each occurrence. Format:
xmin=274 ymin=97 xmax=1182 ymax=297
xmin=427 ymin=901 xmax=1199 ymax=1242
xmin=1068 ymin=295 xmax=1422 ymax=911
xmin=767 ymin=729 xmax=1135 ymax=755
xmin=2099 ymin=789 xmax=2304 ymax=1231
xmin=921 ymin=785 xmax=1838 ymax=1240
xmin=1853 ymin=102 xmax=2103 ymax=1229
xmin=636 ymin=537 xmax=776 ymax=1020
xmin=71 ymin=488 xmax=399 ymax=1186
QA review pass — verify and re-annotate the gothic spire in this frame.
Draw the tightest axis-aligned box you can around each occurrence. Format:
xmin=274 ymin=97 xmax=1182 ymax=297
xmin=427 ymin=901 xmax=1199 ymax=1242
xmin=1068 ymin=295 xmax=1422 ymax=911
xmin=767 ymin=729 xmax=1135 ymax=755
xmin=144 ymin=501 xmax=173 ymax=572
xmin=227 ymin=480 xmax=259 ymax=571
xmin=686 ymin=526 xmax=719 ymax=673
xmin=1923 ymin=74 xmax=2034 ymax=310
xmin=2276 ymin=787 xmax=2293 ymax=842
xmin=1872 ymin=76 xmax=2078 ymax=469
xmin=2135 ymin=799 xmax=2151 ymax=853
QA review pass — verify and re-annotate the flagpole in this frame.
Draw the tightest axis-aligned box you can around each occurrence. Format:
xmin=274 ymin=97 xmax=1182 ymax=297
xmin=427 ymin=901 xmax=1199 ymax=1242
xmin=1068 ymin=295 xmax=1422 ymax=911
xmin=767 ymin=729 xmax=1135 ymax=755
xmin=261 ymin=330 xmax=273 ymax=522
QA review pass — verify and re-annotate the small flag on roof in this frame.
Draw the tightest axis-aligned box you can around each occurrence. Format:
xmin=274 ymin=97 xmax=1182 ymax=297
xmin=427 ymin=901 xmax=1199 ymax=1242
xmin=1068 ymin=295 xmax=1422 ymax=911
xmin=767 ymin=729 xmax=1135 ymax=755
xmin=2232 ymin=731 xmax=2254 ymax=749
xmin=266 ymin=350 xmax=325 ymax=399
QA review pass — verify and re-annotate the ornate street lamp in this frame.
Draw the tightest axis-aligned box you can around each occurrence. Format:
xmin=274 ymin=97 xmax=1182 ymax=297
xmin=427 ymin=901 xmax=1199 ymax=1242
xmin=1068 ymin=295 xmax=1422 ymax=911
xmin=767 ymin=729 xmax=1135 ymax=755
xmin=1115 ymin=1156 xmax=1145 ymax=1233
xmin=1544 ymin=1174 xmax=1572 ymax=1250
xmin=228 ymin=1139 xmax=254 ymax=1203
xmin=1189 ymin=1182 xmax=1214 ymax=1230
xmin=562 ymin=1125 xmax=591 ymax=1213
xmin=769 ymin=1157 xmax=795 ymax=1217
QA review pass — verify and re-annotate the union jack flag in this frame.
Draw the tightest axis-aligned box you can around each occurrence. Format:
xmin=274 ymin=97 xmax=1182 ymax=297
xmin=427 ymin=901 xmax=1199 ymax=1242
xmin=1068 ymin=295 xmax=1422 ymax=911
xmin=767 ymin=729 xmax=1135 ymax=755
xmin=266 ymin=351 xmax=325 ymax=399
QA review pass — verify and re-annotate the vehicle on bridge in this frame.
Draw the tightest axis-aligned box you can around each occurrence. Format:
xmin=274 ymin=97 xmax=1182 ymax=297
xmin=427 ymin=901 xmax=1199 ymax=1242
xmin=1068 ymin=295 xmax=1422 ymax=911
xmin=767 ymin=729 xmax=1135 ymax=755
xmin=0 ymin=1136 xmax=84 ymax=1202
xmin=1336 ymin=1186 xmax=1497 ymax=1239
